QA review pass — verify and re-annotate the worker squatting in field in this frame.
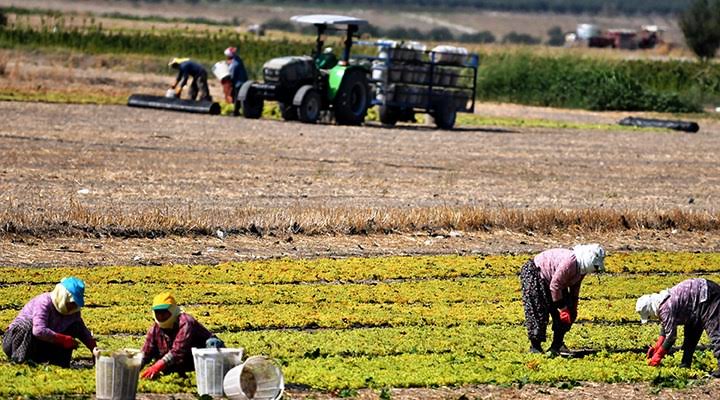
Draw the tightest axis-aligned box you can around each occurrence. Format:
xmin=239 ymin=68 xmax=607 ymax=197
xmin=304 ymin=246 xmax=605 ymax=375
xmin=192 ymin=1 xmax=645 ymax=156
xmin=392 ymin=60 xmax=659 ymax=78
xmin=3 ymin=277 xmax=97 ymax=367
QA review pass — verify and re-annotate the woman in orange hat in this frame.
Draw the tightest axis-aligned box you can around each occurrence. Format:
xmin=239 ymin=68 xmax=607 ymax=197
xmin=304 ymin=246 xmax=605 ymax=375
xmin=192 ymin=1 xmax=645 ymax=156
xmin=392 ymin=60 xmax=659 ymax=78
xmin=140 ymin=292 xmax=224 ymax=379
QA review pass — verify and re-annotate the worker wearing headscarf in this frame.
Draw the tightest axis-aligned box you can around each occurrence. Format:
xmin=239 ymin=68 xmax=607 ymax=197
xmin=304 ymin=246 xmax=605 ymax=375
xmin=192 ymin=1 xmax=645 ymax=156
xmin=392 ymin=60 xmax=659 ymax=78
xmin=637 ymin=278 xmax=720 ymax=376
xmin=223 ymin=46 xmax=248 ymax=107
xmin=140 ymin=292 xmax=224 ymax=379
xmin=168 ymin=58 xmax=212 ymax=101
xmin=519 ymin=244 xmax=606 ymax=354
xmin=2 ymin=277 xmax=97 ymax=367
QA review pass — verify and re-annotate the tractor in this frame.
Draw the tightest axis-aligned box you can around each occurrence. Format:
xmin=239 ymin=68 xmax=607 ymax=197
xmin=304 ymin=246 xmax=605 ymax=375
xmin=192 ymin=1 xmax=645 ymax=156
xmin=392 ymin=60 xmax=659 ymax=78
xmin=238 ymin=15 xmax=371 ymax=125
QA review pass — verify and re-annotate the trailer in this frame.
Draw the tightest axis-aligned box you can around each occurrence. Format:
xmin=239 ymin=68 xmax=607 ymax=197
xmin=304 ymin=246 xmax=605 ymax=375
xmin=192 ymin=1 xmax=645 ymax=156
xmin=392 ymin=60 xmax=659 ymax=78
xmin=362 ymin=42 xmax=479 ymax=129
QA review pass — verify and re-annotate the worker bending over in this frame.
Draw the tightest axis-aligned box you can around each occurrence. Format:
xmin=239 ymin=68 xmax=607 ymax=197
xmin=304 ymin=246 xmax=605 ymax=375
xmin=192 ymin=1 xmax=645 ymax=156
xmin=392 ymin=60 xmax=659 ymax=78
xmin=3 ymin=277 xmax=97 ymax=367
xmin=168 ymin=58 xmax=212 ymax=102
xmin=520 ymin=244 xmax=606 ymax=354
xmin=140 ymin=292 xmax=224 ymax=379
xmin=637 ymin=278 xmax=720 ymax=376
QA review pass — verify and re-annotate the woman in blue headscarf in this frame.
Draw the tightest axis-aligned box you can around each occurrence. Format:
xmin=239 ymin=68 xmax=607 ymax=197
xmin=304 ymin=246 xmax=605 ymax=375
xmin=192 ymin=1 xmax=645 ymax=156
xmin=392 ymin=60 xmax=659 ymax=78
xmin=2 ymin=277 xmax=97 ymax=367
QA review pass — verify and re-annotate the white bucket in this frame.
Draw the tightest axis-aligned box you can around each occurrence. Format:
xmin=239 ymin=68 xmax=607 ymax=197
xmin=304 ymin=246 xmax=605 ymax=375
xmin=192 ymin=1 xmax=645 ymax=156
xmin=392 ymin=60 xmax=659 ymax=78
xmin=223 ymin=356 xmax=284 ymax=400
xmin=212 ymin=61 xmax=231 ymax=81
xmin=192 ymin=347 xmax=244 ymax=398
xmin=95 ymin=348 xmax=144 ymax=400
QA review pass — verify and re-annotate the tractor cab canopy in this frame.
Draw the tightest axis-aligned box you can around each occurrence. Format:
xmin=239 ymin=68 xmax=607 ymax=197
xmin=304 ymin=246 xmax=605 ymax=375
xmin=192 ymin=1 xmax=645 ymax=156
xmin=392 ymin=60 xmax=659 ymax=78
xmin=290 ymin=14 xmax=368 ymax=65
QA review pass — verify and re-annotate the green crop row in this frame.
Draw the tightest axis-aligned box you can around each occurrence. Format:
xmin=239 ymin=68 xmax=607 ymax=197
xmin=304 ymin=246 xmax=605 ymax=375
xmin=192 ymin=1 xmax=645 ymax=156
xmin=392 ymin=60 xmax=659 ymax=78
xmin=476 ymin=53 xmax=714 ymax=112
xmin=2 ymin=253 xmax=720 ymax=285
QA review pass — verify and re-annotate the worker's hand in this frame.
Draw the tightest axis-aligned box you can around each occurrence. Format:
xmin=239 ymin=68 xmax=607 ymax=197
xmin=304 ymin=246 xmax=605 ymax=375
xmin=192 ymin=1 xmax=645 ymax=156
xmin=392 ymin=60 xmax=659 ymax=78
xmin=53 ymin=333 xmax=78 ymax=350
xmin=558 ymin=308 xmax=572 ymax=325
xmin=141 ymin=360 xmax=166 ymax=380
xmin=648 ymin=346 xmax=667 ymax=367
xmin=175 ymin=87 xmax=182 ymax=97
xmin=646 ymin=336 xmax=665 ymax=359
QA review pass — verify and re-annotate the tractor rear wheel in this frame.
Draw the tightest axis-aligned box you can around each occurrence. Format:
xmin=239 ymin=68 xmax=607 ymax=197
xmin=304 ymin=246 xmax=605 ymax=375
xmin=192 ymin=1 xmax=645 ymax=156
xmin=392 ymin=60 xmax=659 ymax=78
xmin=379 ymin=105 xmax=399 ymax=126
xmin=297 ymin=89 xmax=321 ymax=123
xmin=431 ymin=97 xmax=456 ymax=130
xmin=334 ymin=69 xmax=369 ymax=126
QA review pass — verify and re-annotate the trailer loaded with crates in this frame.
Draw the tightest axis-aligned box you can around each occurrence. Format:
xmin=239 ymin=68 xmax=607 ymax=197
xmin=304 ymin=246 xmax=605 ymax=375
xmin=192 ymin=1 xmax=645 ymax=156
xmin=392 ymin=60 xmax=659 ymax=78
xmin=366 ymin=42 xmax=479 ymax=130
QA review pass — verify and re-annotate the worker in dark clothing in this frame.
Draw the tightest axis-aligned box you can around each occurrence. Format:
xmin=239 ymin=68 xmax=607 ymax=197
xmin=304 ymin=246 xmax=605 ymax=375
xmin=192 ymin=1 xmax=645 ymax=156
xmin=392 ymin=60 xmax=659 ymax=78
xmin=223 ymin=47 xmax=248 ymax=103
xmin=637 ymin=278 xmax=720 ymax=376
xmin=168 ymin=58 xmax=212 ymax=102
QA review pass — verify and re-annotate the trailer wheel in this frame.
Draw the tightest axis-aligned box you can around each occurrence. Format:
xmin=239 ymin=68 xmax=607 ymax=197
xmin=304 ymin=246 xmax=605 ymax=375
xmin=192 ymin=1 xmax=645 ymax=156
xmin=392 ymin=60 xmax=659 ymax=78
xmin=297 ymin=89 xmax=321 ymax=123
xmin=279 ymin=102 xmax=298 ymax=121
xmin=379 ymin=105 xmax=399 ymax=126
xmin=431 ymin=98 xmax=456 ymax=130
xmin=334 ymin=69 xmax=369 ymax=126
xmin=242 ymin=94 xmax=263 ymax=119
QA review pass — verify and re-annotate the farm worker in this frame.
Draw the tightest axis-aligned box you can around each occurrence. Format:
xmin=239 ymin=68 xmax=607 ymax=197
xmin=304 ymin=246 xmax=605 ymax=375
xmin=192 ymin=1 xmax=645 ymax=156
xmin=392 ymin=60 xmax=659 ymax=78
xmin=637 ymin=278 xmax=720 ymax=376
xmin=223 ymin=46 xmax=248 ymax=105
xmin=519 ymin=244 xmax=606 ymax=354
xmin=140 ymin=292 xmax=225 ymax=379
xmin=168 ymin=58 xmax=212 ymax=102
xmin=2 ymin=277 xmax=97 ymax=367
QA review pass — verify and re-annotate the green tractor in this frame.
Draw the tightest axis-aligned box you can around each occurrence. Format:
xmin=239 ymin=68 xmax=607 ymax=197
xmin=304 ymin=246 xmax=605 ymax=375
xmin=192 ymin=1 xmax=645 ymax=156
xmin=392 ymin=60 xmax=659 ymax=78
xmin=238 ymin=15 xmax=370 ymax=125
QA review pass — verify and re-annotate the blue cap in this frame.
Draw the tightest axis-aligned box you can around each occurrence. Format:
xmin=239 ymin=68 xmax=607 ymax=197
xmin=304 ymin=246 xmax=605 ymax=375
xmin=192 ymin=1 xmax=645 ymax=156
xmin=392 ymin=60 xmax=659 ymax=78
xmin=60 ymin=277 xmax=85 ymax=307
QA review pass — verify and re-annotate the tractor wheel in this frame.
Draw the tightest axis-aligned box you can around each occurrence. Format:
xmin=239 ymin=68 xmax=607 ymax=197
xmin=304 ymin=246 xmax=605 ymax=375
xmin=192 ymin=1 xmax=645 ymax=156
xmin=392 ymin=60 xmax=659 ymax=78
xmin=279 ymin=102 xmax=298 ymax=121
xmin=241 ymin=89 xmax=263 ymax=119
xmin=334 ymin=69 xmax=369 ymax=126
xmin=431 ymin=98 xmax=457 ymax=130
xmin=378 ymin=105 xmax=399 ymax=126
xmin=297 ymin=89 xmax=321 ymax=123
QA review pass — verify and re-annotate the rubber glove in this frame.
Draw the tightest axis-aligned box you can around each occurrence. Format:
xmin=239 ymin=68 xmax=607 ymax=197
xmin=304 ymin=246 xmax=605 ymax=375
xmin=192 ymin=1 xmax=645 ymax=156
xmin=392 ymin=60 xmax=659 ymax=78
xmin=558 ymin=308 xmax=572 ymax=325
xmin=54 ymin=333 xmax=78 ymax=350
xmin=646 ymin=336 xmax=665 ymax=359
xmin=141 ymin=359 xmax=166 ymax=380
xmin=648 ymin=346 xmax=667 ymax=367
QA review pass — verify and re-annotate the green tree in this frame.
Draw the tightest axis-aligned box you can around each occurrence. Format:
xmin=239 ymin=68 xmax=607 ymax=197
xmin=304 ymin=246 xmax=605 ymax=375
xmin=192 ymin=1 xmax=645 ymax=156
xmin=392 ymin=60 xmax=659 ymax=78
xmin=546 ymin=26 xmax=565 ymax=47
xmin=0 ymin=9 xmax=6 ymax=27
xmin=680 ymin=0 xmax=720 ymax=60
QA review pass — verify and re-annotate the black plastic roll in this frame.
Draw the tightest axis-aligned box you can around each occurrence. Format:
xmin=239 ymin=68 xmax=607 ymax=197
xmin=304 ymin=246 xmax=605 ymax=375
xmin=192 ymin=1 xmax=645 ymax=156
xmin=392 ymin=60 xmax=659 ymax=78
xmin=618 ymin=116 xmax=699 ymax=133
xmin=127 ymin=94 xmax=221 ymax=115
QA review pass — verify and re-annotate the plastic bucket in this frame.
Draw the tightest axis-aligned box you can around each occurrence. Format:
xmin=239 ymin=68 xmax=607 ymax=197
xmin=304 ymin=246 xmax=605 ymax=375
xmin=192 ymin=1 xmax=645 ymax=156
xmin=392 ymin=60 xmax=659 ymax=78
xmin=224 ymin=356 xmax=284 ymax=400
xmin=212 ymin=61 xmax=231 ymax=81
xmin=95 ymin=348 xmax=144 ymax=400
xmin=192 ymin=347 xmax=244 ymax=397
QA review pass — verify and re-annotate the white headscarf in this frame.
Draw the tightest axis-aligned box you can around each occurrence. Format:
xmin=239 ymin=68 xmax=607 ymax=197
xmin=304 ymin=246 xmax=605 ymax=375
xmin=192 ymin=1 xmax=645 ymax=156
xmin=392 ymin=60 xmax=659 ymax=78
xmin=573 ymin=243 xmax=606 ymax=274
xmin=50 ymin=283 xmax=80 ymax=315
xmin=635 ymin=290 xmax=670 ymax=323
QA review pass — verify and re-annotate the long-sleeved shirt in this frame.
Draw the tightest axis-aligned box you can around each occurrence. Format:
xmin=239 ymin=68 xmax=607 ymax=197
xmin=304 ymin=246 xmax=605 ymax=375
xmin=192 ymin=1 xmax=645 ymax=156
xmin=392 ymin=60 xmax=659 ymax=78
xmin=141 ymin=313 xmax=215 ymax=372
xmin=658 ymin=278 xmax=709 ymax=348
xmin=175 ymin=60 xmax=206 ymax=88
xmin=534 ymin=248 xmax=584 ymax=304
xmin=9 ymin=293 xmax=94 ymax=348
xmin=228 ymin=55 xmax=248 ymax=87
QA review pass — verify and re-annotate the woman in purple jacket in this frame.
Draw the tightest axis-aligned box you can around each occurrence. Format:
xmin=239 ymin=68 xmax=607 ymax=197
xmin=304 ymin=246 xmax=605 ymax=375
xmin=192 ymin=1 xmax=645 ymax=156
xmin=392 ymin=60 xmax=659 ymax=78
xmin=636 ymin=278 xmax=720 ymax=376
xmin=520 ymin=244 xmax=606 ymax=354
xmin=2 ymin=277 xmax=97 ymax=367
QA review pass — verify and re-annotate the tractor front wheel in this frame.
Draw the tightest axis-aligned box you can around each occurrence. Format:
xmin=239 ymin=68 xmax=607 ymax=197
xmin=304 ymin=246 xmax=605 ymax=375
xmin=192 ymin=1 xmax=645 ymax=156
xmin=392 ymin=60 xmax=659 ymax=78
xmin=297 ymin=89 xmax=321 ymax=123
xmin=334 ymin=69 xmax=369 ymax=126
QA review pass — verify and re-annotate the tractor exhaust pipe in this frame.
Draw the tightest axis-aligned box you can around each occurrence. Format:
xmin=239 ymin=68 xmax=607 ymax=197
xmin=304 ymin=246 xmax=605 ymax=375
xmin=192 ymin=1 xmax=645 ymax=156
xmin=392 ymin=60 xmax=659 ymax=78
xmin=127 ymin=94 xmax=221 ymax=115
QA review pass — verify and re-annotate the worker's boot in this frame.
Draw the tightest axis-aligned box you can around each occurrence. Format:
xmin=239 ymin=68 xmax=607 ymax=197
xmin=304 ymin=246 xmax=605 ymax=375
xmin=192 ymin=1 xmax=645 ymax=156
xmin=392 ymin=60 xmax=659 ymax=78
xmin=711 ymin=369 xmax=720 ymax=378
xmin=548 ymin=331 xmax=569 ymax=356
xmin=679 ymin=350 xmax=694 ymax=369
xmin=529 ymin=338 xmax=543 ymax=354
